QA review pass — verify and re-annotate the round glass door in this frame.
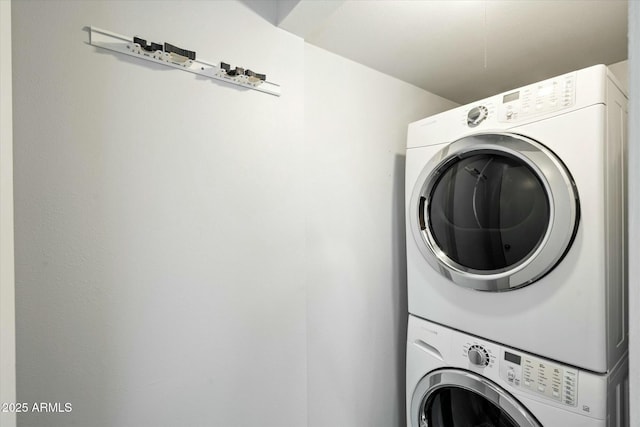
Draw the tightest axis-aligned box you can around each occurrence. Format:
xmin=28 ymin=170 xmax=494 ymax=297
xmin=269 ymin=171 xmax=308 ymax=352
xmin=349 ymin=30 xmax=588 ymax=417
xmin=428 ymin=151 xmax=549 ymax=271
xmin=410 ymin=369 xmax=541 ymax=427
xmin=410 ymin=133 xmax=579 ymax=291
xmin=424 ymin=386 xmax=519 ymax=427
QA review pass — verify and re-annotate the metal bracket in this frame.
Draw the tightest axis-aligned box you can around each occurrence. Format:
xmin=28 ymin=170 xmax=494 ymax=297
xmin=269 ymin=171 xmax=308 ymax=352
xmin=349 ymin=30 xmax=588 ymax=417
xmin=88 ymin=26 xmax=281 ymax=97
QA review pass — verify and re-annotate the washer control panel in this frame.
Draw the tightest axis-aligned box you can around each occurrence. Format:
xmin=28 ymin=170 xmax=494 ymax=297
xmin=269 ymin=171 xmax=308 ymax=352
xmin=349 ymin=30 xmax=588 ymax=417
xmin=497 ymin=72 xmax=576 ymax=123
xmin=462 ymin=342 xmax=496 ymax=368
xmin=467 ymin=344 xmax=490 ymax=367
xmin=499 ymin=350 xmax=578 ymax=407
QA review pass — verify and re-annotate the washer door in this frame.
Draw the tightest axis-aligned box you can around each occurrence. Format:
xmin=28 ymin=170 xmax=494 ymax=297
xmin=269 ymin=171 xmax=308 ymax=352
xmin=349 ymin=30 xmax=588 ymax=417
xmin=410 ymin=133 xmax=579 ymax=291
xmin=410 ymin=369 xmax=541 ymax=427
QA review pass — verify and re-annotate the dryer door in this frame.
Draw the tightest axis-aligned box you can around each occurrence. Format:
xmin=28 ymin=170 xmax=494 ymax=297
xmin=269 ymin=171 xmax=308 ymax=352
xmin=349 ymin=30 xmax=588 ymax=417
xmin=410 ymin=369 xmax=541 ymax=427
xmin=410 ymin=132 xmax=579 ymax=291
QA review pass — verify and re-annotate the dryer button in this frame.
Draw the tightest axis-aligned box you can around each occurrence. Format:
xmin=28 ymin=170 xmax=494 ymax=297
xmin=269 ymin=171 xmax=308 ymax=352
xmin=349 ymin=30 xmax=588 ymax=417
xmin=467 ymin=106 xmax=488 ymax=127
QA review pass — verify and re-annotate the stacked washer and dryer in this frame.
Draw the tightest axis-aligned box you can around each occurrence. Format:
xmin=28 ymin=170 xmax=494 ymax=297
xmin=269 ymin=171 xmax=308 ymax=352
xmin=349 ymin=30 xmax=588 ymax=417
xmin=405 ymin=65 xmax=628 ymax=426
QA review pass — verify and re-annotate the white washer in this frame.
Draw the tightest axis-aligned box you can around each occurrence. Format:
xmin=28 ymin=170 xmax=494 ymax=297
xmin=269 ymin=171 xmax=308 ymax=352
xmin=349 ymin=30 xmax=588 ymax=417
xmin=405 ymin=65 xmax=627 ymax=373
xmin=407 ymin=315 xmax=629 ymax=427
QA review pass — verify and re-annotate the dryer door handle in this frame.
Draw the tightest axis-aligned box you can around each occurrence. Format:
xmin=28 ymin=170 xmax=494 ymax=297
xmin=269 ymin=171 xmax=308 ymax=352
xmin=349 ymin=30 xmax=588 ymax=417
xmin=418 ymin=196 xmax=427 ymax=231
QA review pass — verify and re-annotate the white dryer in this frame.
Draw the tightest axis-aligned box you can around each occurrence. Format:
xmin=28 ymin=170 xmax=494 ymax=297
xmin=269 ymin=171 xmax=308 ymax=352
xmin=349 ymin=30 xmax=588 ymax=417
xmin=406 ymin=315 xmax=629 ymax=427
xmin=405 ymin=65 xmax=627 ymax=373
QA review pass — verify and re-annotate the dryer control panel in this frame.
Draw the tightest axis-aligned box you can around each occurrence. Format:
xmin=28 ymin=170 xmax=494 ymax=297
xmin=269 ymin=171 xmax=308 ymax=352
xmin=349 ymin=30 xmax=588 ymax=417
xmin=497 ymin=72 xmax=576 ymax=123
xmin=499 ymin=350 xmax=578 ymax=407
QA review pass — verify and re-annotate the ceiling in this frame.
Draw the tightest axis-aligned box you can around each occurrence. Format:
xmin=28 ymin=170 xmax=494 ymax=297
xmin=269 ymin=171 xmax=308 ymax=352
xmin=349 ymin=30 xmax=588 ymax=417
xmin=277 ymin=0 xmax=628 ymax=104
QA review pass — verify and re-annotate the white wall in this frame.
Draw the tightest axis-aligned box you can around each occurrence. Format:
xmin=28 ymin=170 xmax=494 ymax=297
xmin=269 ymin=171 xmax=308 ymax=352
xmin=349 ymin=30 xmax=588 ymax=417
xmin=1 ymin=1 xmax=16 ymax=426
xmin=12 ymin=2 xmax=306 ymax=426
xmin=304 ymin=44 xmax=456 ymax=427
xmin=11 ymin=2 xmax=456 ymax=427
xmin=628 ymin=3 xmax=639 ymax=426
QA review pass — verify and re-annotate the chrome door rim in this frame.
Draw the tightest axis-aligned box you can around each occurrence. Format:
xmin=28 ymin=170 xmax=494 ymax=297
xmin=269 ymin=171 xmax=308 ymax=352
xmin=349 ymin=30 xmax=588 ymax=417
xmin=409 ymin=132 xmax=579 ymax=291
xmin=410 ymin=368 xmax=542 ymax=427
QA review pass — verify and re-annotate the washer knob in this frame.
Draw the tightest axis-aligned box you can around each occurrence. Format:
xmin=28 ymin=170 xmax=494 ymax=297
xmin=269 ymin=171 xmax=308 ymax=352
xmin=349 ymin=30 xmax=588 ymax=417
xmin=467 ymin=106 xmax=488 ymax=127
xmin=468 ymin=345 xmax=489 ymax=366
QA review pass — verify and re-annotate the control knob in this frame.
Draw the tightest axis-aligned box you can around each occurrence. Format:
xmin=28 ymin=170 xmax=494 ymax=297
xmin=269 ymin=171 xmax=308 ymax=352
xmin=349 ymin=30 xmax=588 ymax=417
xmin=467 ymin=106 xmax=488 ymax=127
xmin=468 ymin=345 xmax=490 ymax=367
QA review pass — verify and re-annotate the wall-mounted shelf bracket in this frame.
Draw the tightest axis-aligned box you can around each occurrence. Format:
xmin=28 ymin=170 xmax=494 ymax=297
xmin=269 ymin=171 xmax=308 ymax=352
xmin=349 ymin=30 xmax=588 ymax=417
xmin=89 ymin=26 xmax=281 ymax=97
